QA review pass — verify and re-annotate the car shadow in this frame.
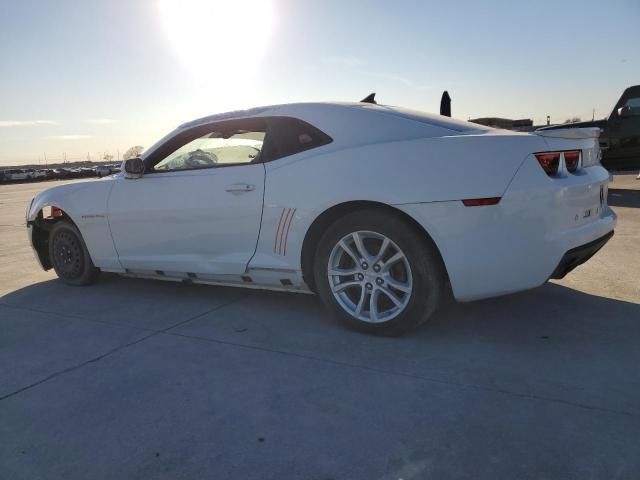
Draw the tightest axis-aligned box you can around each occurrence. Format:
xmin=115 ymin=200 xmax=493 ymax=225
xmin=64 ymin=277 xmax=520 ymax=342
xmin=2 ymin=274 xmax=638 ymax=341
xmin=608 ymin=188 xmax=640 ymax=208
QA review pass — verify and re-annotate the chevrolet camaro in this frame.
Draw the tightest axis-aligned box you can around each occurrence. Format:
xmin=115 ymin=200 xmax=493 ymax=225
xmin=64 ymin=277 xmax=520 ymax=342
xmin=26 ymin=97 xmax=617 ymax=335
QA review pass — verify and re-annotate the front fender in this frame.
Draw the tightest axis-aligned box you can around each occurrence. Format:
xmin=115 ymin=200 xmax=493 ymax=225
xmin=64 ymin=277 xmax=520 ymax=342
xmin=28 ymin=179 xmax=123 ymax=271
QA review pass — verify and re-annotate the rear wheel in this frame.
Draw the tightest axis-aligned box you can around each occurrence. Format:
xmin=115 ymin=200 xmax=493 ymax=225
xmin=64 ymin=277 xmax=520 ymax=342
xmin=314 ymin=209 xmax=445 ymax=336
xmin=49 ymin=221 xmax=99 ymax=286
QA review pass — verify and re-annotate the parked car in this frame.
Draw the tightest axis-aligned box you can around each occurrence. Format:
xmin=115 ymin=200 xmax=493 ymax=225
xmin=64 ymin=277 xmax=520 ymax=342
xmin=95 ymin=165 xmax=112 ymax=177
xmin=42 ymin=169 xmax=56 ymax=180
xmin=52 ymin=168 xmax=71 ymax=179
xmin=26 ymin=99 xmax=616 ymax=335
xmin=3 ymin=169 xmax=28 ymax=181
xmin=540 ymin=85 xmax=640 ymax=170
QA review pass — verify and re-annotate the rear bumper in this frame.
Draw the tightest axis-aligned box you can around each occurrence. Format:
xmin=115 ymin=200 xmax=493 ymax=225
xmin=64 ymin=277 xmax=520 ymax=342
xmin=550 ymin=230 xmax=614 ymax=279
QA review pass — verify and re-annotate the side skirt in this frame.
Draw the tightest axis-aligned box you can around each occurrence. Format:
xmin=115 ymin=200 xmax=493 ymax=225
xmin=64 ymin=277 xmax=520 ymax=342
xmin=100 ymin=268 xmax=314 ymax=294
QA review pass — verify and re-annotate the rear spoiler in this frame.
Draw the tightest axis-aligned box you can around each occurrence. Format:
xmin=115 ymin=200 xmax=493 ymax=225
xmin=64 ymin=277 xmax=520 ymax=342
xmin=534 ymin=127 xmax=601 ymax=139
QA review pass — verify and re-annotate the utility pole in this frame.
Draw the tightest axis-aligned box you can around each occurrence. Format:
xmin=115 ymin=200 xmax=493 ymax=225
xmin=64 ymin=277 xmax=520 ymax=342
xmin=546 ymin=115 xmax=550 ymax=126
xmin=592 ymin=108 xmax=595 ymax=121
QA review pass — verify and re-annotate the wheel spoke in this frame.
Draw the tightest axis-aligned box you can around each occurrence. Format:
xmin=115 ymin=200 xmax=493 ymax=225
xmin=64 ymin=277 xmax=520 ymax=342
xmin=369 ymin=289 xmax=380 ymax=322
xmin=351 ymin=232 xmax=372 ymax=262
xmin=339 ymin=240 xmax=360 ymax=264
xmin=355 ymin=289 xmax=367 ymax=317
xmin=381 ymin=251 xmax=403 ymax=272
xmin=377 ymin=285 xmax=404 ymax=307
xmin=372 ymin=237 xmax=390 ymax=264
xmin=332 ymin=280 xmax=362 ymax=293
xmin=384 ymin=276 xmax=411 ymax=293
xmin=328 ymin=267 xmax=359 ymax=277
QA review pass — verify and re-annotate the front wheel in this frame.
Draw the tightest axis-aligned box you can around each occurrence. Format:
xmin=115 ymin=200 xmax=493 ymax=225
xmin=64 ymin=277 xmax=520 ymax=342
xmin=314 ymin=209 xmax=446 ymax=336
xmin=48 ymin=221 xmax=100 ymax=286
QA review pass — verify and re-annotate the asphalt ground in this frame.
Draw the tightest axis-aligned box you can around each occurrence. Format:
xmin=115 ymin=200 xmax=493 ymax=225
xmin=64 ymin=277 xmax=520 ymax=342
xmin=1 ymin=174 xmax=639 ymax=479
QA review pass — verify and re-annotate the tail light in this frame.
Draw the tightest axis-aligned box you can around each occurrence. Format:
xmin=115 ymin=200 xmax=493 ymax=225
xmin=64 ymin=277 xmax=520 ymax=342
xmin=564 ymin=151 xmax=580 ymax=173
xmin=535 ymin=150 xmax=582 ymax=176
xmin=535 ymin=153 xmax=561 ymax=176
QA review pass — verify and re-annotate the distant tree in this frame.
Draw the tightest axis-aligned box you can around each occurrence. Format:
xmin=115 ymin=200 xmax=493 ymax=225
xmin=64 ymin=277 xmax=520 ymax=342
xmin=123 ymin=145 xmax=144 ymax=160
xmin=563 ymin=117 xmax=582 ymax=124
xmin=103 ymin=153 xmax=114 ymax=162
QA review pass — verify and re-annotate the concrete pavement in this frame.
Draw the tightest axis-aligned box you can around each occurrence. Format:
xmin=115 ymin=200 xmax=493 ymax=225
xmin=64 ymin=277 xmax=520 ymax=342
xmin=1 ymin=176 xmax=639 ymax=479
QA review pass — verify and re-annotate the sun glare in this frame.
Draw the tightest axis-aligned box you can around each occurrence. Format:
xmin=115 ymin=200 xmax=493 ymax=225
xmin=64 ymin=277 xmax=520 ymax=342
xmin=158 ymin=0 xmax=275 ymax=95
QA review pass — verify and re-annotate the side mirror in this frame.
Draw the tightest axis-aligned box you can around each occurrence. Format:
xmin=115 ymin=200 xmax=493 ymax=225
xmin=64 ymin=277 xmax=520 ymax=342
xmin=123 ymin=157 xmax=144 ymax=179
xmin=618 ymin=106 xmax=631 ymax=118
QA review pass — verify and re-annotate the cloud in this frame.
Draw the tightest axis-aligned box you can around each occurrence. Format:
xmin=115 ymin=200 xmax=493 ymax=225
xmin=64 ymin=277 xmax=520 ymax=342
xmin=0 ymin=120 xmax=58 ymax=127
xmin=45 ymin=134 xmax=93 ymax=140
xmin=86 ymin=118 xmax=116 ymax=124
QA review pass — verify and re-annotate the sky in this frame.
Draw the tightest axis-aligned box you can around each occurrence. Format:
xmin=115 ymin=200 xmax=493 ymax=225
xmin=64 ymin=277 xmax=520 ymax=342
xmin=0 ymin=0 xmax=639 ymax=166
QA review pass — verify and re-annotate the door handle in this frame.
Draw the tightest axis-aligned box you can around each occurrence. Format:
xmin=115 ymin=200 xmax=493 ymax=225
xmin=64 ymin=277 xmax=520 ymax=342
xmin=225 ymin=183 xmax=255 ymax=193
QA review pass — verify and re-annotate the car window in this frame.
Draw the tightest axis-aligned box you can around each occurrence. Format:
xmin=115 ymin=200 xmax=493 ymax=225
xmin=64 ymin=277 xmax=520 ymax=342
xmin=263 ymin=117 xmax=332 ymax=161
xmin=153 ymin=130 xmax=265 ymax=172
xmin=623 ymin=97 xmax=640 ymax=116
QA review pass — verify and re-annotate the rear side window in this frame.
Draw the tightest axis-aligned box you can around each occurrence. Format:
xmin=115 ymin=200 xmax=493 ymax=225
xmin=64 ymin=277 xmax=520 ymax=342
xmin=263 ymin=117 xmax=332 ymax=161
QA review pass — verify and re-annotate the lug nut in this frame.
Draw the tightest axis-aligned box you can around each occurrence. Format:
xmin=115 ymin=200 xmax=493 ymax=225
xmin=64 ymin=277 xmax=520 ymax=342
xmin=376 ymin=278 xmax=383 ymax=285
xmin=366 ymin=282 xmax=373 ymax=290
xmin=357 ymin=273 xmax=364 ymax=281
xmin=361 ymin=262 xmax=369 ymax=270
xmin=373 ymin=264 xmax=381 ymax=272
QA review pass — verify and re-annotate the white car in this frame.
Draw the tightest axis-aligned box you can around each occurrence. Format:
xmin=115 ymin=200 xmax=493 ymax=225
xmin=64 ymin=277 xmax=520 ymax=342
xmin=28 ymin=169 xmax=47 ymax=179
xmin=4 ymin=169 xmax=28 ymax=181
xmin=26 ymin=99 xmax=616 ymax=335
xmin=95 ymin=165 xmax=112 ymax=178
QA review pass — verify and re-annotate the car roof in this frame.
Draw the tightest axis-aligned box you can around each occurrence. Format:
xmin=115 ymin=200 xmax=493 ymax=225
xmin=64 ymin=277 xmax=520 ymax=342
xmin=142 ymin=101 xmax=489 ymax=161
xmin=178 ymin=101 xmax=487 ymax=134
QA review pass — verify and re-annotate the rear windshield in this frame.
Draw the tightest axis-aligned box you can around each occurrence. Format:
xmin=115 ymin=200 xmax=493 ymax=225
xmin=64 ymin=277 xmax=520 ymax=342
xmin=363 ymin=105 xmax=490 ymax=133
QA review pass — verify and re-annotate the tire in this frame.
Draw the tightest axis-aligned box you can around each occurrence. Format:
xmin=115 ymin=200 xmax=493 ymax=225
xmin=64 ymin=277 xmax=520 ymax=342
xmin=314 ymin=209 xmax=446 ymax=336
xmin=48 ymin=221 xmax=100 ymax=286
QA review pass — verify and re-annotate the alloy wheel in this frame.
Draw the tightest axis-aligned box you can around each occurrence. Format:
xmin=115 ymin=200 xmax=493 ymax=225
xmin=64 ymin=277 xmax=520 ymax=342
xmin=327 ymin=230 xmax=413 ymax=323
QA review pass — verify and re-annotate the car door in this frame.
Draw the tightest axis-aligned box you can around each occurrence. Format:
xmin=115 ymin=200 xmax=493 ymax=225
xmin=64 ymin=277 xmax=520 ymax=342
xmin=107 ymin=118 xmax=267 ymax=276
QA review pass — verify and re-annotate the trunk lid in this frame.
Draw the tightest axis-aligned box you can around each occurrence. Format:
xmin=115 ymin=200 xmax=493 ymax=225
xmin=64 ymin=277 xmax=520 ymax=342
xmin=534 ymin=127 xmax=601 ymax=140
